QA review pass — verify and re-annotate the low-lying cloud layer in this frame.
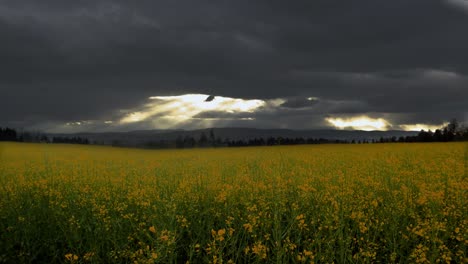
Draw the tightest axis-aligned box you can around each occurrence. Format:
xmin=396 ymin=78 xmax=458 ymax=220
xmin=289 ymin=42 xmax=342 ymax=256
xmin=39 ymin=94 xmax=452 ymax=133
xmin=1 ymin=0 xmax=467 ymax=132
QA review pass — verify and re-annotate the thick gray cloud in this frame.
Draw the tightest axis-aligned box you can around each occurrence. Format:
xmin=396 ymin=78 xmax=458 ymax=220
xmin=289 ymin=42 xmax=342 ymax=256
xmin=0 ymin=0 xmax=467 ymax=131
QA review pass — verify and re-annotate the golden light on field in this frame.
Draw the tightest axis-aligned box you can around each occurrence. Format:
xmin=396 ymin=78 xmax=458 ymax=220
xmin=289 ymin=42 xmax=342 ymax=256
xmin=120 ymin=94 xmax=265 ymax=124
xmin=326 ymin=116 xmax=390 ymax=131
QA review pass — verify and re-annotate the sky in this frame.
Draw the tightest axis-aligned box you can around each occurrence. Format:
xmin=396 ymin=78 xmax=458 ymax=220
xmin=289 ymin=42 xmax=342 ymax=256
xmin=1 ymin=0 xmax=467 ymax=132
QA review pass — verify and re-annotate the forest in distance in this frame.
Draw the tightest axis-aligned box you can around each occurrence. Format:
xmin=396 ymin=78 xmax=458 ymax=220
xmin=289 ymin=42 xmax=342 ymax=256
xmin=1 ymin=119 xmax=467 ymax=149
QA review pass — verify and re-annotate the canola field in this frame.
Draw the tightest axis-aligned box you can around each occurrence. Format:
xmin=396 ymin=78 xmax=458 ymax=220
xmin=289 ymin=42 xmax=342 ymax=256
xmin=0 ymin=142 xmax=467 ymax=263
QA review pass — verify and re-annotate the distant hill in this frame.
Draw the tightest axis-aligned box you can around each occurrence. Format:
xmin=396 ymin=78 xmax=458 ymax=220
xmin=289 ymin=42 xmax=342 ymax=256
xmin=47 ymin=128 xmax=418 ymax=147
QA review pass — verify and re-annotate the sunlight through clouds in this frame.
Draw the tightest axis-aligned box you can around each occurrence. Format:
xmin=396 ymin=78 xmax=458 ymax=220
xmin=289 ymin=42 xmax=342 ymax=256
xmin=325 ymin=116 xmax=391 ymax=131
xmin=149 ymin=94 xmax=265 ymax=113
xmin=399 ymin=123 xmax=448 ymax=131
xmin=119 ymin=94 xmax=266 ymax=126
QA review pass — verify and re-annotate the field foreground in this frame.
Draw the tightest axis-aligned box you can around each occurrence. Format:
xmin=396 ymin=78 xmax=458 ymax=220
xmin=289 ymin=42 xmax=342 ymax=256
xmin=0 ymin=142 xmax=467 ymax=263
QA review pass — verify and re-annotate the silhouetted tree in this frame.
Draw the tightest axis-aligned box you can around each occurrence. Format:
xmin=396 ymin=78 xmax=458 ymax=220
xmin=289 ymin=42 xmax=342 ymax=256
xmin=443 ymin=119 xmax=458 ymax=141
xmin=459 ymin=126 xmax=468 ymax=141
xmin=209 ymin=129 xmax=216 ymax=146
xmin=0 ymin=127 xmax=17 ymax=141
xmin=215 ymin=137 xmax=223 ymax=147
xmin=433 ymin=129 xmax=443 ymax=142
xmin=184 ymin=135 xmax=196 ymax=148
xmin=52 ymin=136 xmax=90 ymax=145
xmin=198 ymin=132 xmax=208 ymax=147
xmin=40 ymin=135 xmax=50 ymax=143
xmin=175 ymin=136 xmax=184 ymax=148
xmin=448 ymin=119 xmax=459 ymax=135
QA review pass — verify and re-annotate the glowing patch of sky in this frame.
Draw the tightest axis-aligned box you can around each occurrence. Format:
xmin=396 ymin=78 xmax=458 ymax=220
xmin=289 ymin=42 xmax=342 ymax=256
xmin=399 ymin=123 xmax=448 ymax=131
xmin=65 ymin=121 xmax=96 ymax=126
xmin=119 ymin=94 xmax=266 ymax=125
xmin=326 ymin=116 xmax=391 ymax=131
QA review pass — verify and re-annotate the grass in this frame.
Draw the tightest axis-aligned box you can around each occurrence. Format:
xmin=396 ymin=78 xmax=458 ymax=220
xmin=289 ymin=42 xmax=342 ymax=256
xmin=0 ymin=142 xmax=467 ymax=263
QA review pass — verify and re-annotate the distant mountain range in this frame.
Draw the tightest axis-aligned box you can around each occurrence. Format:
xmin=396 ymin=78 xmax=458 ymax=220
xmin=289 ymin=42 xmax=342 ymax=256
xmin=47 ymin=128 xmax=418 ymax=147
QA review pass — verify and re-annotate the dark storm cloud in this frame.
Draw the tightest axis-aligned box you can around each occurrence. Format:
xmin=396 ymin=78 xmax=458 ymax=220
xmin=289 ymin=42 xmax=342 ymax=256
xmin=0 ymin=0 xmax=467 ymax=130
xmin=280 ymin=97 xmax=319 ymax=109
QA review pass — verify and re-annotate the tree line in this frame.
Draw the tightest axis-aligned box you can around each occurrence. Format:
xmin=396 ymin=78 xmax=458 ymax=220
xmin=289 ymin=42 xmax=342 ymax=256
xmin=375 ymin=119 xmax=468 ymax=143
xmin=142 ymin=133 xmax=348 ymax=149
xmin=0 ymin=127 xmax=17 ymax=141
xmin=0 ymin=128 xmax=89 ymax=144
xmin=1 ymin=119 xmax=467 ymax=147
xmin=145 ymin=120 xmax=468 ymax=148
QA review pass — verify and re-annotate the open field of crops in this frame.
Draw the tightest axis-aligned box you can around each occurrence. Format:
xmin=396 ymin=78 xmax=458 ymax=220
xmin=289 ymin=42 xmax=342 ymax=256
xmin=0 ymin=142 xmax=467 ymax=263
